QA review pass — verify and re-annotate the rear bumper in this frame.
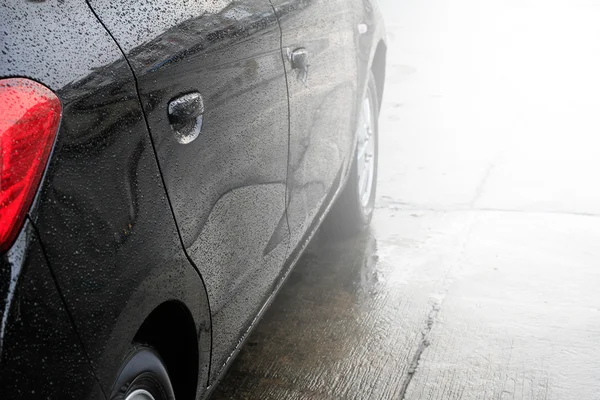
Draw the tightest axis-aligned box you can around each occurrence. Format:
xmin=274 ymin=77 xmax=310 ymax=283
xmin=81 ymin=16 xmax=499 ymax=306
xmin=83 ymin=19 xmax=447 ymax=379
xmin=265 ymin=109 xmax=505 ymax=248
xmin=0 ymin=218 xmax=104 ymax=400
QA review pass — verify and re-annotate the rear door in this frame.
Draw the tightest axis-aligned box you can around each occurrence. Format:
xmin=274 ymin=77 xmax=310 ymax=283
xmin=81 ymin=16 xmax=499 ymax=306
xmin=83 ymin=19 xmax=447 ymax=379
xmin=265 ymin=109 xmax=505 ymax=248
xmin=87 ymin=0 xmax=291 ymax=382
xmin=269 ymin=0 xmax=360 ymax=250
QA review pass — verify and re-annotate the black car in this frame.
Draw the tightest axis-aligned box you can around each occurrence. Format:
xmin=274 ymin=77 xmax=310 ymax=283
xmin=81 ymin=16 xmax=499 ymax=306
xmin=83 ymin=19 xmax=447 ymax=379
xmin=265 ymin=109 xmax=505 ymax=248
xmin=0 ymin=0 xmax=386 ymax=398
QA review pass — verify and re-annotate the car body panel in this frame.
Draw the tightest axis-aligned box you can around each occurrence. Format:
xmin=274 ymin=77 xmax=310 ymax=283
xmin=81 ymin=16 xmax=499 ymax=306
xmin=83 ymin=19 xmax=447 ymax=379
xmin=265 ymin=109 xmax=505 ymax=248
xmin=31 ymin=57 xmax=212 ymax=399
xmin=0 ymin=0 xmax=212 ymax=397
xmin=269 ymin=0 xmax=360 ymax=254
xmin=85 ymin=0 xmax=291 ymax=383
xmin=0 ymin=219 xmax=104 ymax=400
xmin=204 ymin=1 xmax=388 ymax=390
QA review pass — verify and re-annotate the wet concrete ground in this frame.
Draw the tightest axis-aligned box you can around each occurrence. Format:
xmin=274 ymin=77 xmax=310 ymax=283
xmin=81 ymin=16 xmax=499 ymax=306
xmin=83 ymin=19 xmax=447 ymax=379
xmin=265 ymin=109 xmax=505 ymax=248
xmin=214 ymin=0 xmax=600 ymax=398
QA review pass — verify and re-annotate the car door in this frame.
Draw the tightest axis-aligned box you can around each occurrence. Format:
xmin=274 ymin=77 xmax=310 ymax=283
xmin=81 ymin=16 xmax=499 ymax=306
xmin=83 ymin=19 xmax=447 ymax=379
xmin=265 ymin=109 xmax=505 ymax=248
xmin=269 ymin=0 xmax=360 ymax=251
xmin=86 ymin=0 xmax=291 ymax=382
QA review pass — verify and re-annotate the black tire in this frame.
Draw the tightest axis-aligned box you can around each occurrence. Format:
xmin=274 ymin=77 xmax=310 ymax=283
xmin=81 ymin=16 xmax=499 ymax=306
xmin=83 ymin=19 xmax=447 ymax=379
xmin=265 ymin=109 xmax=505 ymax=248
xmin=322 ymin=71 xmax=379 ymax=239
xmin=111 ymin=346 xmax=176 ymax=400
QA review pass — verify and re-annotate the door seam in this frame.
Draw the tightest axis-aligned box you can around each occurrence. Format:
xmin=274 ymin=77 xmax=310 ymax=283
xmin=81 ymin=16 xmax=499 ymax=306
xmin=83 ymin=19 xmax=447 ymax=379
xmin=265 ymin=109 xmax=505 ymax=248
xmin=268 ymin=0 xmax=293 ymax=246
xmin=84 ymin=0 xmax=215 ymax=389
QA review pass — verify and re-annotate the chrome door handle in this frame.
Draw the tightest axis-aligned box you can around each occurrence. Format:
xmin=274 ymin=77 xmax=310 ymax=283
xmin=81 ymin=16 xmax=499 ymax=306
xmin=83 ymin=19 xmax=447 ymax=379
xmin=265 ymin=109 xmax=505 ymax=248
xmin=168 ymin=92 xmax=204 ymax=144
xmin=288 ymin=48 xmax=309 ymax=85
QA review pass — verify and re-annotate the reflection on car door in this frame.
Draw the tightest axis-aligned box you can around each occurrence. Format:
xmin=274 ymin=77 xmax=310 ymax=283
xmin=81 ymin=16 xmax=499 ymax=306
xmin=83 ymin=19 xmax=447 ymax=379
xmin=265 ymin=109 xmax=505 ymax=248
xmin=270 ymin=0 xmax=359 ymax=252
xmin=86 ymin=0 xmax=290 ymax=383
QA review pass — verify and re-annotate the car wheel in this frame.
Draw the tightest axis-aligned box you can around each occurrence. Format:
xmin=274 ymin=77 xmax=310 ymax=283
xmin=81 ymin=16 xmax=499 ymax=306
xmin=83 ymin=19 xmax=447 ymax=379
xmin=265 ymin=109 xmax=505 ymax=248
xmin=111 ymin=346 xmax=176 ymax=400
xmin=322 ymin=71 xmax=379 ymax=239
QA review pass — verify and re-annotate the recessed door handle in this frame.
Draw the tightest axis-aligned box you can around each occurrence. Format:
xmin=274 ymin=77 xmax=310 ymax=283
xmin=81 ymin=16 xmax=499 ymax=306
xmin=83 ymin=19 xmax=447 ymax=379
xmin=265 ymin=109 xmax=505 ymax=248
xmin=168 ymin=92 xmax=204 ymax=144
xmin=288 ymin=48 xmax=309 ymax=85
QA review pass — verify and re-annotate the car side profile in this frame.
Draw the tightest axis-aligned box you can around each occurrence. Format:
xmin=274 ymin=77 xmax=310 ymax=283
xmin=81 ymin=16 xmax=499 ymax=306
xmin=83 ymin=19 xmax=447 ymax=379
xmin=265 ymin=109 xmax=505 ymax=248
xmin=0 ymin=0 xmax=386 ymax=399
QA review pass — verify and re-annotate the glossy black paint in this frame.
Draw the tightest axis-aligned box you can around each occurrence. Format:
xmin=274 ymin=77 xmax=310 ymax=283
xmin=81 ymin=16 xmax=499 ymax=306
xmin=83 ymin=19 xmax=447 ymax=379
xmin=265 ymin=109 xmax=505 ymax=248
xmin=31 ymin=43 xmax=212 ymax=400
xmin=270 ymin=0 xmax=360 ymax=256
xmin=1 ymin=0 xmax=210 ymax=398
xmin=0 ymin=219 xmax=103 ymax=400
xmin=85 ymin=0 xmax=291 ymax=383
xmin=0 ymin=0 xmax=386 ymax=398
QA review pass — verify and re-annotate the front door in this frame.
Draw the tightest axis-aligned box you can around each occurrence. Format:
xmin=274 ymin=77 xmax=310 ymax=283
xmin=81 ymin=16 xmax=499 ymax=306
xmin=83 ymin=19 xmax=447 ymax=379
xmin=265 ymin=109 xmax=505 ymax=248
xmin=270 ymin=0 xmax=360 ymax=250
xmin=87 ymin=0 xmax=291 ymax=383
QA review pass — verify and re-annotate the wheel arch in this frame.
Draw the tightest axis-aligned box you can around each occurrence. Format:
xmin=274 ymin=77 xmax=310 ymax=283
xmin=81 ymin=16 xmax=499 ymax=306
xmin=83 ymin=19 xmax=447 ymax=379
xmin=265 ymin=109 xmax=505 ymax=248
xmin=133 ymin=300 xmax=199 ymax=400
xmin=95 ymin=261 xmax=212 ymax=400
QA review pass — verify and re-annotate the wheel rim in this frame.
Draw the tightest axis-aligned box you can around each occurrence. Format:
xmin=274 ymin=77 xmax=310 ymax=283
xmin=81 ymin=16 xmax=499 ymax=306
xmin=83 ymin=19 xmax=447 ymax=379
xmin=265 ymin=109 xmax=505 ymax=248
xmin=125 ymin=389 xmax=156 ymax=400
xmin=356 ymin=94 xmax=376 ymax=214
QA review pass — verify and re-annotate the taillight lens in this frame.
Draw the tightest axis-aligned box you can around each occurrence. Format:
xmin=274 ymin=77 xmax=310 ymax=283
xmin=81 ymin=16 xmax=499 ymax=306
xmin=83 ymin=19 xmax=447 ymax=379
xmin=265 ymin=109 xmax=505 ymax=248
xmin=0 ymin=78 xmax=61 ymax=253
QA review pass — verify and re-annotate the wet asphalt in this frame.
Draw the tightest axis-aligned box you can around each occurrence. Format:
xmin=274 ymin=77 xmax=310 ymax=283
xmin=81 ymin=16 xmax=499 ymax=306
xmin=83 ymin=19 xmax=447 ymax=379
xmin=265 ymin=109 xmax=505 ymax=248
xmin=213 ymin=0 xmax=600 ymax=399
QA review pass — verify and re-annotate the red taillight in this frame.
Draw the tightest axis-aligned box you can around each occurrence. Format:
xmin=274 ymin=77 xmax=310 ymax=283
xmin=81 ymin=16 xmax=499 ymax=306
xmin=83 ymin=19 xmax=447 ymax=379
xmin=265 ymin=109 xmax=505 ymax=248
xmin=0 ymin=78 xmax=61 ymax=253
